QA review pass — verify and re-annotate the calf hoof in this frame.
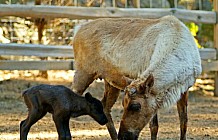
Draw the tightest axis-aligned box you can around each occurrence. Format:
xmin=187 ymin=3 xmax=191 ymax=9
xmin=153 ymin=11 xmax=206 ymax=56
xmin=58 ymin=136 xmax=72 ymax=140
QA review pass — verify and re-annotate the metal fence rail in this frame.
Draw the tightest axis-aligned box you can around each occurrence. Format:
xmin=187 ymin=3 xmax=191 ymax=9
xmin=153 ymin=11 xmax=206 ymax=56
xmin=0 ymin=5 xmax=216 ymax=24
xmin=0 ymin=43 xmax=216 ymax=72
xmin=0 ymin=43 xmax=73 ymax=57
xmin=0 ymin=1 xmax=217 ymax=96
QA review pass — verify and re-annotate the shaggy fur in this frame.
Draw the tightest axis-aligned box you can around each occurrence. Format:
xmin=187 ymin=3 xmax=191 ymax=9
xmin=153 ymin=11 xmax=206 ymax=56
xmin=72 ymin=16 xmax=202 ymax=139
xmin=74 ymin=16 xmax=201 ymax=108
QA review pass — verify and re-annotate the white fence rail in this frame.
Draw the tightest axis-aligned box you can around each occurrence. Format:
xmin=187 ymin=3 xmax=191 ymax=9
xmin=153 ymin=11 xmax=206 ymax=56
xmin=0 ymin=43 xmax=73 ymax=70
xmin=0 ymin=43 xmax=73 ymax=57
xmin=0 ymin=3 xmax=217 ymax=96
xmin=0 ymin=60 xmax=74 ymax=70
xmin=0 ymin=5 xmax=216 ymax=24
xmin=0 ymin=43 xmax=216 ymax=71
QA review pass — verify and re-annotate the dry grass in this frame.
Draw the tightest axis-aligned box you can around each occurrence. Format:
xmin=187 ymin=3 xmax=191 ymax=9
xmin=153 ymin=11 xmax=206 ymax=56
xmin=0 ymin=70 xmax=218 ymax=140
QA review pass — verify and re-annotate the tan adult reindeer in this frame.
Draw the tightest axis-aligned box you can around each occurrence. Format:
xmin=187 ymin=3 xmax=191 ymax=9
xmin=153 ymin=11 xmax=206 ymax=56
xmin=72 ymin=16 xmax=202 ymax=140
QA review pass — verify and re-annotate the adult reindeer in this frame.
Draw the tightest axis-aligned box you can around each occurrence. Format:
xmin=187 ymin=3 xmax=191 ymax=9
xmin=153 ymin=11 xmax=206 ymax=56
xmin=72 ymin=16 xmax=202 ymax=140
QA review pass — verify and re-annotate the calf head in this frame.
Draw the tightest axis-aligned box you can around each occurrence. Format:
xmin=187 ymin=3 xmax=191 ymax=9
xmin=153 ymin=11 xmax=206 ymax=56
xmin=85 ymin=92 xmax=108 ymax=125
xmin=118 ymin=74 xmax=157 ymax=140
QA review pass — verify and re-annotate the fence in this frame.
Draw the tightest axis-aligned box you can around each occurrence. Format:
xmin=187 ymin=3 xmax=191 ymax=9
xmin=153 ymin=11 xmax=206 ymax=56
xmin=0 ymin=0 xmax=217 ymax=96
xmin=0 ymin=4 xmax=216 ymax=23
xmin=0 ymin=43 xmax=216 ymax=70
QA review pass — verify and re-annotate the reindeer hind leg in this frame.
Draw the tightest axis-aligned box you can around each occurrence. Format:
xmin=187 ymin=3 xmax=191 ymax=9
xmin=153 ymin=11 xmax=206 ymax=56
xmin=177 ymin=91 xmax=188 ymax=140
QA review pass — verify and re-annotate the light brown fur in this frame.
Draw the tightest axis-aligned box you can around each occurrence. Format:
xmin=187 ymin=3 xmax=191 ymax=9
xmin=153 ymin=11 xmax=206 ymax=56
xmin=72 ymin=16 xmax=201 ymax=140
xmin=118 ymin=74 xmax=189 ymax=140
xmin=73 ymin=18 xmax=162 ymax=83
xmin=72 ymin=18 xmax=163 ymax=139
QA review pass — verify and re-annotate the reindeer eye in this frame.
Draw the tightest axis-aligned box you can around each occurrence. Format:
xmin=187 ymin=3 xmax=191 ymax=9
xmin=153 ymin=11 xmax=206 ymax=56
xmin=130 ymin=88 xmax=137 ymax=93
xmin=128 ymin=102 xmax=141 ymax=111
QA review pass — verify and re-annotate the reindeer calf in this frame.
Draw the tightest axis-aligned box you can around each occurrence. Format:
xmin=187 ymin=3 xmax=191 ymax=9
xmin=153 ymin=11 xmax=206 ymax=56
xmin=20 ymin=84 xmax=108 ymax=140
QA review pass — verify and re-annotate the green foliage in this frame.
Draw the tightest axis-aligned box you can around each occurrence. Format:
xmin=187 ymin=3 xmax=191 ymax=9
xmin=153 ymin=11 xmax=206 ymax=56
xmin=186 ymin=22 xmax=199 ymax=36
xmin=185 ymin=22 xmax=214 ymax=48
xmin=185 ymin=22 xmax=202 ymax=48
xmin=0 ymin=0 xmax=19 ymax=4
xmin=197 ymin=24 xmax=214 ymax=48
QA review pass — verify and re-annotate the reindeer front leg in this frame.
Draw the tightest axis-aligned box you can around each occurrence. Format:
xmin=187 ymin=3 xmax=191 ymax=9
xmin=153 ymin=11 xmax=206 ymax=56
xmin=102 ymin=81 xmax=120 ymax=140
xmin=149 ymin=113 xmax=159 ymax=140
xmin=72 ymin=70 xmax=96 ymax=94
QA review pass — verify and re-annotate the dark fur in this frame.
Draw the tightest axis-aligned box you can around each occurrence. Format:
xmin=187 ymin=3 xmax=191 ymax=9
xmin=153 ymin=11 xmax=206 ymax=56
xmin=20 ymin=84 xmax=108 ymax=140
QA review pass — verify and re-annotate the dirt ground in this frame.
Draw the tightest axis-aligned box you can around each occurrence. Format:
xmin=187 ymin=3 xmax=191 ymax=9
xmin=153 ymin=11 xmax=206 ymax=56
xmin=0 ymin=70 xmax=218 ymax=140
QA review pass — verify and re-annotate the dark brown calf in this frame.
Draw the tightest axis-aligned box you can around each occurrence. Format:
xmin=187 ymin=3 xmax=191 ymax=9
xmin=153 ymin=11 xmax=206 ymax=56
xmin=20 ymin=84 xmax=108 ymax=140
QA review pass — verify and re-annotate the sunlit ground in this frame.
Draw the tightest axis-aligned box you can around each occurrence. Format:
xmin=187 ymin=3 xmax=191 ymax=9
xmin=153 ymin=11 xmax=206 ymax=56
xmin=0 ymin=70 xmax=218 ymax=140
xmin=0 ymin=129 xmax=110 ymax=140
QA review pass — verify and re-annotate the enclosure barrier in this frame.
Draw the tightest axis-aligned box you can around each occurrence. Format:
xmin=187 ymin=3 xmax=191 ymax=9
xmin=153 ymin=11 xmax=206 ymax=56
xmin=0 ymin=3 xmax=217 ymax=96
xmin=0 ymin=43 xmax=216 ymax=71
xmin=0 ymin=43 xmax=74 ymax=70
xmin=0 ymin=4 xmax=216 ymax=24
xmin=213 ymin=0 xmax=218 ymax=97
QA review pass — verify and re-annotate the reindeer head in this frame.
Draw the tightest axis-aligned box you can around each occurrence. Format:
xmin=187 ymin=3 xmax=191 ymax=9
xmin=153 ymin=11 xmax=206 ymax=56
xmin=118 ymin=74 xmax=157 ymax=140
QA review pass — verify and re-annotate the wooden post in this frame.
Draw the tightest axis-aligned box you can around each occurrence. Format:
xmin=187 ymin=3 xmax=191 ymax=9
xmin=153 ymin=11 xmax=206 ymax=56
xmin=174 ymin=0 xmax=177 ymax=8
xmin=214 ymin=0 xmax=218 ymax=97
xmin=149 ymin=0 xmax=152 ymax=8
xmin=35 ymin=0 xmax=48 ymax=78
xmin=112 ymin=0 xmax=116 ymax=7
xmin=135 ymin=0 xmax=140 ymax=8
xmin=35 ymin=0 xmax=44 ymax=44
xmin=124 ymin=0 xmax=127 ymax=8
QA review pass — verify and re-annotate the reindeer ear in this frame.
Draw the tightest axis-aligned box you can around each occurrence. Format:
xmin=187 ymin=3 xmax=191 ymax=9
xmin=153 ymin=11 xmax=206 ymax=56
xmin=146 ymin=74 xmax=154 ymax=88
xmin=122 ymin=76 xmax=133 ymax=86
xmin=140 ymin=74 xmax=154 ymax=92
xmin=85 ymin=92 xmax=93 ymax=103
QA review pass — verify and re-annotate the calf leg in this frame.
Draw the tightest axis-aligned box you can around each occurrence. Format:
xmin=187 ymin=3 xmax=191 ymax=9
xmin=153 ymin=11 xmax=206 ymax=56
xmin=102 ymin=81 xmax=120 ymax=140
xmin=53 ymin=114 xmax=71 ymax=140
xmin=149 ymin=113 xmax=158 ymax=140
xmin=20 ymin=109 xmax=47 ymax=140
xmin=63 ymin=118 xmax=71 ymax=140
xmin=71 ymin=70 xmax=96 ymax=94
xmin=177 ymin=91 xmax=188 ymax=140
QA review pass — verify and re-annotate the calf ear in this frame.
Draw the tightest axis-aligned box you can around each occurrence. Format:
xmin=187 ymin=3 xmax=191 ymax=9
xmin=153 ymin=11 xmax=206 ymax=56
xmin=140 ymin=74 xmax=154 ymax=92
xmin=85 ymin=92 xmax=93 ymax=102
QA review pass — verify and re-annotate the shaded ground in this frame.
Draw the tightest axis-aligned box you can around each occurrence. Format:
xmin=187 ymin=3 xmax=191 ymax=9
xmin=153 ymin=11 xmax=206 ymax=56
xmin=0 ymin=71 xmax=218 ymax=140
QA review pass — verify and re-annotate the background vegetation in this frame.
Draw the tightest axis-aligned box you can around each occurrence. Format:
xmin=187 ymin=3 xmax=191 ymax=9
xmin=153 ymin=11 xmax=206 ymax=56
xmin=0 ymin=0 xmax=215 ymax=48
